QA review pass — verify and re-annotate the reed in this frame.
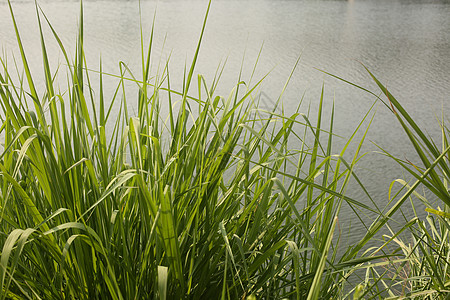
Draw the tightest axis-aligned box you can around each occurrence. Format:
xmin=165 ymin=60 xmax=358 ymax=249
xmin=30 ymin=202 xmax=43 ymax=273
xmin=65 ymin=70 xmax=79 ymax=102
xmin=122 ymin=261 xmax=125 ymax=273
xmin=365 ymin=72 xmax=450 ymax=299
xmin=0 ymin=1 xmax=428 ymax=299
xmin=326 ymin=65 xmax=450 ymax=299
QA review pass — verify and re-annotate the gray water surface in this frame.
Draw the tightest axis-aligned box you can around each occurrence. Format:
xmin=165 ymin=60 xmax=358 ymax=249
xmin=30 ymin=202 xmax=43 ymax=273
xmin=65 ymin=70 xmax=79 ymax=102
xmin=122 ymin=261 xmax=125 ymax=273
xmin=1 ymin=0 xmax=450 ymax=238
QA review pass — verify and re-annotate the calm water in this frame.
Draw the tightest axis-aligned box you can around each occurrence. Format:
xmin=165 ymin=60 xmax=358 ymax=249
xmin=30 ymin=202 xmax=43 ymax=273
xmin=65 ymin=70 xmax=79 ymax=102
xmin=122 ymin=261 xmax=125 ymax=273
xmin=1 ymin=0 xmax=450 ymax=237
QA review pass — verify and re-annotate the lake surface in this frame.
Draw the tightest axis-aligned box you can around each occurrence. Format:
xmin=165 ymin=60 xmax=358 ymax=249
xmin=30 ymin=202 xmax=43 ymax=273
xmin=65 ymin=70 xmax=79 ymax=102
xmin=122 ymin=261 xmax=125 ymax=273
xmin=1 ymin=0 xmax=450 ymax=238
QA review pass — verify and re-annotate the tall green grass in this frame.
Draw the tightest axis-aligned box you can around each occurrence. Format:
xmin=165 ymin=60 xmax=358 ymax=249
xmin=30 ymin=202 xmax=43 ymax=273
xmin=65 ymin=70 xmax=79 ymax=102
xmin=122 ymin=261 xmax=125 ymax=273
xmin=325 ymin=66 xmax=450 ymax=299
xmin=365 ymin=72 xmax=450 ymax=299
xmin=0 ymin=1 xmax=422 ymax=299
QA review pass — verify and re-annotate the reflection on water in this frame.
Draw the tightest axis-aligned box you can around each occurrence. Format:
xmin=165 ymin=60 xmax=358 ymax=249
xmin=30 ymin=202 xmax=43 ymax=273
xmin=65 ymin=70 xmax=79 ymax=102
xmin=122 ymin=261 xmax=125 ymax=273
xmin=1 ymin=0 xmax=450 ymax=238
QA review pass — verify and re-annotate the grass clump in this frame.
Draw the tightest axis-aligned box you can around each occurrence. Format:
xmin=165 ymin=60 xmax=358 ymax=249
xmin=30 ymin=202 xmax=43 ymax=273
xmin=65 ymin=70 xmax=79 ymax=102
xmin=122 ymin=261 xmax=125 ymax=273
xmin=359 ymin=73 xmax=450 ymax=299
xmin=326 ymin=67 xmax=450 ymax=298
xmin=4 ymin=0 xmax=449 ymax=299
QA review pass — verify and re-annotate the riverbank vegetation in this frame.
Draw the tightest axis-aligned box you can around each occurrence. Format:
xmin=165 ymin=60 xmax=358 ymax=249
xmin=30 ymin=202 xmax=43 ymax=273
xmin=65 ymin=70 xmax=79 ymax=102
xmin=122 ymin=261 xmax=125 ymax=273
xmin=1 ymin=1 xmax=449 ymax=299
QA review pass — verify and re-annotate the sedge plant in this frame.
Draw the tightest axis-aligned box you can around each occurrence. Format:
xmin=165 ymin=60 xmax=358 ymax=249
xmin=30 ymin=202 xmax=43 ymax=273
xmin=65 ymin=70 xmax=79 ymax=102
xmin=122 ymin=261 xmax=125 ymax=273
xmin=0 ymin=1 xmax=391 ymax=299
xmin=325 ymin=66 xmax=450 ymax=299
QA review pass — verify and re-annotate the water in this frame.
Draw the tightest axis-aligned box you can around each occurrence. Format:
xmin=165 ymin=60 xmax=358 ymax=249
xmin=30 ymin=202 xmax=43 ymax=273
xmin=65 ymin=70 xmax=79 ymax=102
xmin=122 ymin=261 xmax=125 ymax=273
xmin=1 ymin=0 xmax=450 ymax=240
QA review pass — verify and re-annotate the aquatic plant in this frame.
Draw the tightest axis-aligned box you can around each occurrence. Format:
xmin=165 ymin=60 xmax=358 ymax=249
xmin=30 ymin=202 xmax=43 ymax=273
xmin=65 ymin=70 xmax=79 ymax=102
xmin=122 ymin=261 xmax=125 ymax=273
xmin=0 ymin=0 xmax=435 ymax=299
